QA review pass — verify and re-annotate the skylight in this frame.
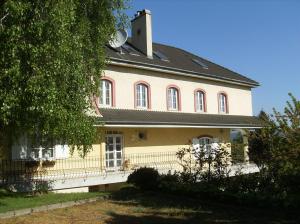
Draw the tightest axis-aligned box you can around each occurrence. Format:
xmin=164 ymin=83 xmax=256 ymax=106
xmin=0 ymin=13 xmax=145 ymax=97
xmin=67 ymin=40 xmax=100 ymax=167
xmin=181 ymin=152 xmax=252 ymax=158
xmin=121 ymin=43 xmax=140 ymax=56
xmin=192 ymin=59 xmax=208 ymax=69
xmin=153 ymin=50 xmax=169 ymax=62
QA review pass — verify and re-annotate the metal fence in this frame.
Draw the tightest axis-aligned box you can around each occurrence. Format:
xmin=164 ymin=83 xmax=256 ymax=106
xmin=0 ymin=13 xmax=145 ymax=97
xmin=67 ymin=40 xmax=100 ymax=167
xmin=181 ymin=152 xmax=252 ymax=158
xmin=0 ymin=151 xmax=180 ymax=186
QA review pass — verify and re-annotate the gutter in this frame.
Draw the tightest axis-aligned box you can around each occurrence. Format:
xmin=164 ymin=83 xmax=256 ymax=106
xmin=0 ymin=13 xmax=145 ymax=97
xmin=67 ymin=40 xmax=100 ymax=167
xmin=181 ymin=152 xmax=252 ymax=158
xmin=96 ymin=124 xmax=261 ymax=129
xmin=94 ymin=121 xmax=262 ymax=129
xmin=107 ymin=57 xmax=260 ymax=88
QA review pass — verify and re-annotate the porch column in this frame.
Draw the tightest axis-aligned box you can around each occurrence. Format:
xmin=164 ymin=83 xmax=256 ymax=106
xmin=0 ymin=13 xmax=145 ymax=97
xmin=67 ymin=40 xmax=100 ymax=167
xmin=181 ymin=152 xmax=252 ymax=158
xmin=240 ymin=129 xmax=250 ymax=163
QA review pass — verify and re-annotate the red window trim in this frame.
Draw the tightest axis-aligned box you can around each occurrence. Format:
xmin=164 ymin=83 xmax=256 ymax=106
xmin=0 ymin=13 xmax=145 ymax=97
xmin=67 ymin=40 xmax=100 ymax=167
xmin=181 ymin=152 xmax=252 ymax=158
xmin=134 ymin=80 xmax=151 ymax=109
xmin=166 ymin=84 xmax=181 ymax=111
xmin=98 ymin=76 xmax=116 ymax=107
xmin=194 ymin=88 xmax=207 ymax=112
xmin=217 ymin=91 xmax=229 ymax=114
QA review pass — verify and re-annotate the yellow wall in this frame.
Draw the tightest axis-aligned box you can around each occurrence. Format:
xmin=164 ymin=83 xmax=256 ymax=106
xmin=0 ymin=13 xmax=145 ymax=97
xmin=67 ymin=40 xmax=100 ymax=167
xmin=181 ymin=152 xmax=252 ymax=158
xmin=100 ymin=127 xmax=231 ymax=156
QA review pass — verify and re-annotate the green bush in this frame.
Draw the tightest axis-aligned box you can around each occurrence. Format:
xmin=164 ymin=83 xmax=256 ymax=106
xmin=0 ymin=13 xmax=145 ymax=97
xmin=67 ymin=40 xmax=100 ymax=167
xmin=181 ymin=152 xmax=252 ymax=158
xmin=158 ymin=172 xmax=183 ymax=193
xmin=127 ymin=167 xmax=160 ymax=191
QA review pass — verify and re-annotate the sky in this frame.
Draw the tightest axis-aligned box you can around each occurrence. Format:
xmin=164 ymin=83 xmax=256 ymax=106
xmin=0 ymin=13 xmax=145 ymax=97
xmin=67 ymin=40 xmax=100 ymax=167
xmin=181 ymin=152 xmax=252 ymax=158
xmin=125 ymin=0 xmax=300 ymax=115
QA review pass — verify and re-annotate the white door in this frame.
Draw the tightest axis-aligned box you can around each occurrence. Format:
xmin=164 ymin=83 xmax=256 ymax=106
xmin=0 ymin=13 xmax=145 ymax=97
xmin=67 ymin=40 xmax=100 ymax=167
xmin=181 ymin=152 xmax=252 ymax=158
xmin=105 ymin=135 xmax=123 ymax=169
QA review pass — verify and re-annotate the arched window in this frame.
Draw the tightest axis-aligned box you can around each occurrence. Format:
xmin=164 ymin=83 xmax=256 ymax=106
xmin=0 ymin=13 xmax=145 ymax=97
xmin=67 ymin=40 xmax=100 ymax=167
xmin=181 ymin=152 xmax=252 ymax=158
xmin=167 ymin=86 xmax=180 ymax=111
xmin=218 ymin=92 xmax=228 ymax=114
xmin=99 ymin=79 xmax=113 ymax=107
xmin=135 ymin=82 xmax=150 ymax=109
xmin=193 ymin=136 xmax=218 ymax=157
xmin=195 ymin=90 xmax=206 ymax=112
xmin=199 ymin=137 xmax=213 ymax=148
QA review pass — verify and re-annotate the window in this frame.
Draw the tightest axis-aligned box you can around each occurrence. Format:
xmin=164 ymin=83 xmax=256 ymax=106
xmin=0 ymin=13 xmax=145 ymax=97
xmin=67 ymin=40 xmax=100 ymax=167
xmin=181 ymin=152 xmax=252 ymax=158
xmin=30 ymin=145 xmax=55 ymax=160
xmin=105 ymin=134 xmax=123 ymax=169
xmin=219 ymin=93 xmax=228 ymax=114
xmin=121 ymin=43 xmax=140 ymax=56
xmin=153 ymin=50 xmax=169 ymax=62
xmin=135 ymin=82 xmax=150 ymax=109
xmin=192 ymin=137 xmax=219 ymax=158
xmin=192 ymin=58 xmax=208 ymax=69
xmin=11 ymin=135 xmax=69 ymax=160
xmin=167 ymin=87 xmax=180 ymax=110
xmin=195 ymin=90 xmax=206 ymax=112
xmin=99 ymin=79 xmax=112 ymax=107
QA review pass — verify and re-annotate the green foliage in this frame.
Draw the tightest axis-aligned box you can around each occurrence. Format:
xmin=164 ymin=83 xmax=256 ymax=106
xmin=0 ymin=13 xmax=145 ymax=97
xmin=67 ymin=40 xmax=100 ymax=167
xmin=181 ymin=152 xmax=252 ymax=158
xmin=176 ymin=142 xmax=231 ymax=184
xmin=248 ymin=111 xmax=274 ymax=168
xmin=127 ymin=167 xmax=160 ymax=191
xmin=247 ymin=93 xmax=300 ymax=207
xmin=0 ymin=0 xmax=129 ymax=155
xmin=249 ymin=94 xmax=300 ymax=181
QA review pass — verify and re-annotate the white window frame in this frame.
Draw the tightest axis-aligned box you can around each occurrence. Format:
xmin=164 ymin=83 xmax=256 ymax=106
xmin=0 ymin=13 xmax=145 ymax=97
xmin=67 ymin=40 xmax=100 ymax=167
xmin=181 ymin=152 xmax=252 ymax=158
xmin=136 ymin=84 xmax=148 ymax=109
xmin=168 ymin=87 xmax=179 ymax=110
xmin=29 ymin=145 xmax=55 ymax=161
xmin=99 ymin=80 xmax=112 ymax=107
xmin=11 ymin=135 xmax=69 ymax=161
xmin=105 ymin=134 xmax=123 ymax=170
xmin=193 ymin=137 xmax=214 ymax=158
xmin=219 ymin=93 xmax=227 ymax=114
xmin=195 ymin=91 xmax=205 ymax=112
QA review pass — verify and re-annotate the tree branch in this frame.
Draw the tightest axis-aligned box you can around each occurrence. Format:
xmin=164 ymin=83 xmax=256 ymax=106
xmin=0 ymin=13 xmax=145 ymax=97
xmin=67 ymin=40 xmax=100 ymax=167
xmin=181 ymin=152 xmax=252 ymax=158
xmin=0 ymin=12 xmax=9 ymax=25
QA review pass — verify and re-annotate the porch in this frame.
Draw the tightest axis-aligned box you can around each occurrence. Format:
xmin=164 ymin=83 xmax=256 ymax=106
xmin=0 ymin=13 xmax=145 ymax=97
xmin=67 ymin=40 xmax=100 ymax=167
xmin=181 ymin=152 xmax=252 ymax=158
xmin=0 ymin=151 xmax=258 ymax=192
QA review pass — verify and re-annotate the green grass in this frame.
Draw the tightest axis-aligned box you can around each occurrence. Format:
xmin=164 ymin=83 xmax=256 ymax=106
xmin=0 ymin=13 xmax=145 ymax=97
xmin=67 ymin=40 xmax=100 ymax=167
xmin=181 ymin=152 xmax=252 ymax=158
xmin=0 ymin=188 xmax=109 ymax=213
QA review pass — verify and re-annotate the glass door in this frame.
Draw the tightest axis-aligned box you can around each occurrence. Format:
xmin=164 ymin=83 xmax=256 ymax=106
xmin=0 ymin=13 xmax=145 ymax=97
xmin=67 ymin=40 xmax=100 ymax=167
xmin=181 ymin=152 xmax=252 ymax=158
xmin=105 ymin=134 xmax=123 ymax=169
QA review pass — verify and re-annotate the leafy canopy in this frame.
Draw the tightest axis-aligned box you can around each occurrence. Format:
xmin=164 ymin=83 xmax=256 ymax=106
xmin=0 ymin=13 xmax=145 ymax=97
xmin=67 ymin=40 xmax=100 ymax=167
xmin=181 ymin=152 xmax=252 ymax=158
xmin=0 ymin=0 xmax=129 ymax=155
xmin=249 ymin=93 xmax=300 ymax=175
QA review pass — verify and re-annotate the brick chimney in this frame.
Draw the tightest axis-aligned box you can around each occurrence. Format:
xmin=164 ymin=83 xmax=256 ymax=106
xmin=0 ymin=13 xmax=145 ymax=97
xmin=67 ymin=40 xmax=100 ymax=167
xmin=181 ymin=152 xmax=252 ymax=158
xmin=131 ymin=9 xmax=153 ymax=58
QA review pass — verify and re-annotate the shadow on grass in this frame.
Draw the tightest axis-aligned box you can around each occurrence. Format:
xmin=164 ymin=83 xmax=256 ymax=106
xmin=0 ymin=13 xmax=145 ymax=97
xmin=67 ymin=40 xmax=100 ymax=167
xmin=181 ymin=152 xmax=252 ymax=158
xmin=108 ymin=187 xmax=300 ymax=224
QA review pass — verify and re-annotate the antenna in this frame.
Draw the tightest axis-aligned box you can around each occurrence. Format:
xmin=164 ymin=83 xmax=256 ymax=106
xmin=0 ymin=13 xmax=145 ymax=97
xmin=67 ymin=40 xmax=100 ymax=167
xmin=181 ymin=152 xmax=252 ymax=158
xmin=108 ymin=29 xmax=128 ymax=48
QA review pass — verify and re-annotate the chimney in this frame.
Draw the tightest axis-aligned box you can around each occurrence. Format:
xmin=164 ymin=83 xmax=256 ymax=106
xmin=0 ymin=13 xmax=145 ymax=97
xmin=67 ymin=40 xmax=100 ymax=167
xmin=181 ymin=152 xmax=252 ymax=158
xmin=131 ymin=9 xmax=153 ymax=58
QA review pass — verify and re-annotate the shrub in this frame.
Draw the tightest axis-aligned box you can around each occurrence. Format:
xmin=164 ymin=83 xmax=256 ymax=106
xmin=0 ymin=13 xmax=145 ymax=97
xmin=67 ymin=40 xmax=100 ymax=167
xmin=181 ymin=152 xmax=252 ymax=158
xmin=158 ymin=171 xmax=182 ymax=193
xmin=127 ymin=167 xmax=159 ymax=191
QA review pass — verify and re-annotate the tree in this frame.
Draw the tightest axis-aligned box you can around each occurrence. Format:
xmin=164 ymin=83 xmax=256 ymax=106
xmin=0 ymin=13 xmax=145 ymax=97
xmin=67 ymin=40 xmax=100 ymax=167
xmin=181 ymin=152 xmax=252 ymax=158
xmin=0 ymin=0 xmax=129 ymax=156
xmin=248 ymin=93 xmax=300 ymax=196
xmin=248 ymin=110 xmax=275 ymax=169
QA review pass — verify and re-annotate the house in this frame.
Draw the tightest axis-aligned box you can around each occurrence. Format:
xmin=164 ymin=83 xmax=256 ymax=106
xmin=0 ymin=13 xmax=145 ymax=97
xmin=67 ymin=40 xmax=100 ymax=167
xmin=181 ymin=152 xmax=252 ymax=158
xmin=2 ymin=9 xmax=261 ymax=192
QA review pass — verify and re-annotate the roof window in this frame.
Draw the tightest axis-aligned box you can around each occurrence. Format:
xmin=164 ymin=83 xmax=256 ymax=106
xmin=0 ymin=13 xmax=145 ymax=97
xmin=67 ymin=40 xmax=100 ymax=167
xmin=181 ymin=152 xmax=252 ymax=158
xmin=192 ymin=58 xmax=208 ymax=69
xmin=153 ymin=50 xmax=169 ymax=62
xmin=121 ymin=43 xmax=140 ymax=56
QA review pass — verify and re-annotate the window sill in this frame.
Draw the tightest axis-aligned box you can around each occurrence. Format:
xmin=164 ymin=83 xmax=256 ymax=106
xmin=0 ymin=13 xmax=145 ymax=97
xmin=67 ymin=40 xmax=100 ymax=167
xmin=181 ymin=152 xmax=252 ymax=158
xmin=195 ymin=111 xmax=207 ymax=114
xmin=135 ymin=107 xmax=149 ymax=110
xmin=99 ymin=105 xmax=113 ymax=108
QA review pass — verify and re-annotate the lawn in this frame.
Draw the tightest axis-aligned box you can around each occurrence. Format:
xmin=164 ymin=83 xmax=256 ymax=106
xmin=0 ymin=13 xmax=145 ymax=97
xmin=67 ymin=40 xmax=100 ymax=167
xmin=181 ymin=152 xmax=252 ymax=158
xmin=1 ymin=187 xmax=299 ymax=224
xmin=0 ymin=188 xmax=108 ymax=213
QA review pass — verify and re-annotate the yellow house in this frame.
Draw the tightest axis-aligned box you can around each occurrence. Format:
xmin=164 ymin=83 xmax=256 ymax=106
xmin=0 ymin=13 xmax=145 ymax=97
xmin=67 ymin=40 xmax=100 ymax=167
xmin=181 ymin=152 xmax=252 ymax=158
xmin=4 ymin=9 xmax=261 ymax=192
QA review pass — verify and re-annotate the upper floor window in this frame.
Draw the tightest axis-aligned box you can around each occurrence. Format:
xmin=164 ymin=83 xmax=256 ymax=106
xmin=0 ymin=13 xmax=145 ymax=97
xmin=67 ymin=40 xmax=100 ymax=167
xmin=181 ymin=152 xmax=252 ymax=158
xmin=135 ymin=82 xmax=150 ymax=109
xmin=219 ymin=92 xmax=228 ymax=114
xmin=195 ymin=90 xmax=206 ymax=112
xmin=99 ymin=79 xmax=113 ymax=107
xmin=167 ymin=86 xmax=180 ymax=111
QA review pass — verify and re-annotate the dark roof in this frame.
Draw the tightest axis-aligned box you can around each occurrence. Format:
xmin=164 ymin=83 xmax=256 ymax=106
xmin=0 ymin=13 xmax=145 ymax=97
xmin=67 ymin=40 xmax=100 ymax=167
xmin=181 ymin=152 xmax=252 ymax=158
xmin=106 ymin=39 xmax=259 ymax=87
xmin=97 ymin=108 xmax=262 ymax=128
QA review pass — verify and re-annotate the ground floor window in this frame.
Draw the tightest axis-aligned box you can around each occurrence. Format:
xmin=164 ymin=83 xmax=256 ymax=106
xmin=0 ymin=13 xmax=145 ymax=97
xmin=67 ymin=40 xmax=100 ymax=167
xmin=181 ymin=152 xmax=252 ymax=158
xmin=12 ymin=135 xmax=69 ymax=160
xmin=105 ymin=134 xmax=123 ymax=169
xmin=193 ymin=137 xmax=213 ymax=155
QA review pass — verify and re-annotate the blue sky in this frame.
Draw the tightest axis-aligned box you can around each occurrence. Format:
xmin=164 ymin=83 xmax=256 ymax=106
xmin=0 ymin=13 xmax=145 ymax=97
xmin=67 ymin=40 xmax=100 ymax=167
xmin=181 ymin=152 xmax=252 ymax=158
xmin=125 ymin=0 xmax=300 ymax=115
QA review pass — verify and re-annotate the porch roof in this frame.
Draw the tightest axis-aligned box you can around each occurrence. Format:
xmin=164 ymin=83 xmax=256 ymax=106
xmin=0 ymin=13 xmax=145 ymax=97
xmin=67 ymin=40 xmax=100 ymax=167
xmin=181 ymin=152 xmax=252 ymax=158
xmin=96 ymin=108 xmax=262 ymax=129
